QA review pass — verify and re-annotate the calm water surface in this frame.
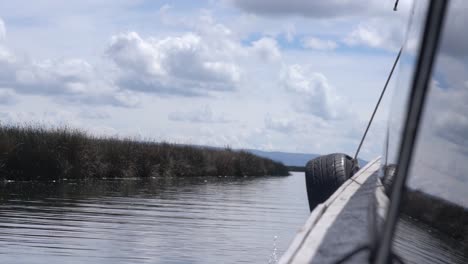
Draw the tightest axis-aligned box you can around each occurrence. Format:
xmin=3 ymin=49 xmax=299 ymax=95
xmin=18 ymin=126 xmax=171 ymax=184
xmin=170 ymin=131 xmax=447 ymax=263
xmin=0 ymin=172 xmax=466 ymax=263
xmin=0 ymin=173 xmax=309 ymax=264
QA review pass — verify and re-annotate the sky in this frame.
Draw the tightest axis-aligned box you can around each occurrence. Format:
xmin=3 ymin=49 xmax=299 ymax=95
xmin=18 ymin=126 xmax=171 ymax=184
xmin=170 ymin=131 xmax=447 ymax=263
xmin=0 ymin=0 xmax=416 ymax=160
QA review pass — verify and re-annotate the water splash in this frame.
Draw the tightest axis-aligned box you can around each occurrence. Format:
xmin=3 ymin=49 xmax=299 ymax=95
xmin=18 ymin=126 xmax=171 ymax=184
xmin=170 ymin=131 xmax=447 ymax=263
xmin=268 ymin=235 xmax=279 ymax=264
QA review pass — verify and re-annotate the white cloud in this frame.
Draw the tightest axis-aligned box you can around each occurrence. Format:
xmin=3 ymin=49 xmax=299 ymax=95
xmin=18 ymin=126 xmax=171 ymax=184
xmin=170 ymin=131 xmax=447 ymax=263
xmin=168 ymin=106 xmax=231 ymax=123
xmin=302 ymin=37 xmax=338 ymax=51
xmin=0 ymin=19 xmax=139 ymax=108
xmin=107 ymin=31 xmax=242 ymax=96
xmin=107 ymin=32 xmax=165 ymax=77
xmin=0 ymin=15 xmax=248 ymax=108
xmin=342 ymin=1 xmax=415 ymax=52
xmin=0 ymin=18 xmax=5 ymax=41
xmin=281 ymin=64 xmax=327 ymax=94
xmin=250 ymin=37 xmax=281 ymax=62
xmin=280 ymin=64 xmax=346 ymax=120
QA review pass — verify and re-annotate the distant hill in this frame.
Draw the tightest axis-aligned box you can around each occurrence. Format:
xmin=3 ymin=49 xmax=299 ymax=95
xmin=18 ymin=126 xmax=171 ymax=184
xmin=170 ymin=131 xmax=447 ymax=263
xmin=180 ymin=144 xmax=367 ymax=168
xmin=245 ymin=149 xmax=367 ymax=168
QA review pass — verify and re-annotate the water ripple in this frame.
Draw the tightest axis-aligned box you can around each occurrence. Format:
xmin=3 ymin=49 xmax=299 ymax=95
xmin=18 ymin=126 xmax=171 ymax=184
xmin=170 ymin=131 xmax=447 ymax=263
xmin=0 ymin=173 xmax=309 ymax=264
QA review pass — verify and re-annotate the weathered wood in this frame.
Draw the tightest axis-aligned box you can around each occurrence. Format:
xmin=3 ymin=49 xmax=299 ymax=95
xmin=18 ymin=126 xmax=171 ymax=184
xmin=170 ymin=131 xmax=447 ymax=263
xmin=280 ymin=157 xmax=381 ymax=264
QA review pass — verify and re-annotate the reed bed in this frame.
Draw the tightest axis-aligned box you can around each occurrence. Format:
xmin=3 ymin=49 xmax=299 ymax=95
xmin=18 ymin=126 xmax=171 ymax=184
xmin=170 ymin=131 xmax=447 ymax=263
xmin=0 ymin=124 xmax=289 ymax=181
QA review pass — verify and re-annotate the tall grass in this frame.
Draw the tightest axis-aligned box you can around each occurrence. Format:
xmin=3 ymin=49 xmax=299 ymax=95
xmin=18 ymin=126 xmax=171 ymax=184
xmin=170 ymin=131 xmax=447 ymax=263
xmin=0 ymin=124 xmax=289 ymax=180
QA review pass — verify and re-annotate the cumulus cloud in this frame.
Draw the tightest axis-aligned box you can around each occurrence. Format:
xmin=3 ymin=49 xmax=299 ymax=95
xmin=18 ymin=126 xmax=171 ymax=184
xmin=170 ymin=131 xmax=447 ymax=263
xmin=250 ymin=37 xmax=281 ymax=62
xmin=280 ymin=64 xmax=345 ymax=120
xmin=107 ymin=32 xmax=165 ymax=77
xmin=0 ymin=19 xmax=139 ymax=108
xmin=0 ymin=15 xmax=249 ymax=108
xmin=302 ymin=37 xmax=338 ymax=51
xmin=230 ymin=0 xmax=384 ymax=18
xmin=106 ymin=14 xmax=285 ymax=97
xmin=168 ymin=106 xmax=232 ymax=123
xmin=230 ymin=0 xmax=413 ymax=53
xmin=107 ymin=30 xmax=241 ymax=96
xmin=341 ymin=0 xmax=421 ymax=52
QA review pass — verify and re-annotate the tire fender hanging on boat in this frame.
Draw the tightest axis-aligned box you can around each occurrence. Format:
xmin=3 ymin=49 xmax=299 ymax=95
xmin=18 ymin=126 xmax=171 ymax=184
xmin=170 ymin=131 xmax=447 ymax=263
xmin=305 ymin=153 xmax=359 ymax=211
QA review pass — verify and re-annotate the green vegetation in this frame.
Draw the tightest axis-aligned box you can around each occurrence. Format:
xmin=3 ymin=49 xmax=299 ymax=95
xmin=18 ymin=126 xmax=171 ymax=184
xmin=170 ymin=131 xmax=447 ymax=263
xmin=402 ymin=189 xmax=468 ymax=247
xmin=0 ymin=124 xmax=289 ymax=181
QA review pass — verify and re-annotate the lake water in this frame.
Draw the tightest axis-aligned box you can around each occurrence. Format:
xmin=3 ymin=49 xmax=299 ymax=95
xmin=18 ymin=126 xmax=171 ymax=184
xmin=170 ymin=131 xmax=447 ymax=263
xmin=0 ymin=173 xmax=309 ymax=264
xmin=0 ymin=172 xmax=466 ymax=263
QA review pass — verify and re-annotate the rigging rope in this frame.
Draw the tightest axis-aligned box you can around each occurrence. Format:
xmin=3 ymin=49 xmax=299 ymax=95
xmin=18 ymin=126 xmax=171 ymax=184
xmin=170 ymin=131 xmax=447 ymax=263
xmin=394 ymin=0 xmax=400 ymax=11
xmin=353 ymin=47 xmax=403 ymax=161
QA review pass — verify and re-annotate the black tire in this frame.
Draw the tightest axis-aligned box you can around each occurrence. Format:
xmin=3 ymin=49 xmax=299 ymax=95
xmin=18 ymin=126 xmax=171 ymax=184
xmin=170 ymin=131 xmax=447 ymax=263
xmin=305 ymin=153 xmax=359 ymax=211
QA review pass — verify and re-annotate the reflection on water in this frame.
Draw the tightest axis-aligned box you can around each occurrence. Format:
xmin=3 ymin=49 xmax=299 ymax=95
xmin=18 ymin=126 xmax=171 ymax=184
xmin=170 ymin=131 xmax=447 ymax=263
xmin=394 ymin=216 xmax=468 ymax=264
xmin=0 ymin=173 xmax=309 ymax=264
xmin=1 ymin=173 xmax=467 ymax=263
